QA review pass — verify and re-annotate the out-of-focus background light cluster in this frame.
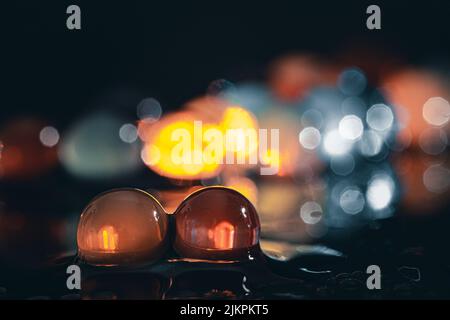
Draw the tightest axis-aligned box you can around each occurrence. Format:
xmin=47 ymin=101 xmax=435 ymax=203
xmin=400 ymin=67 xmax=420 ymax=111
xmin=1 ymin=51 xmax=450 ymax=267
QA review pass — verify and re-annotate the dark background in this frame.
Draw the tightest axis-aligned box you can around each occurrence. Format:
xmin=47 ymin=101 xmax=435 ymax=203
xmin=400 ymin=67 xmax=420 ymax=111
xmin=4 ymin=1 xmax=450 ymax=126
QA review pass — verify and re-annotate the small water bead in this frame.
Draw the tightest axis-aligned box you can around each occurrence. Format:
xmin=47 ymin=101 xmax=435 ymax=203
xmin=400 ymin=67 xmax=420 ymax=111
xmin=174 ymin=187 xmax=261 ymax=261
xmin=77 ymin=189 xmax=168 ymax=266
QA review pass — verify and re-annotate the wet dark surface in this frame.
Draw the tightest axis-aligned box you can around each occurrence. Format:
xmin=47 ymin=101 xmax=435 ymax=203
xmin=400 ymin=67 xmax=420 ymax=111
xmin=1 ymin=214 xmax=450 ymax=300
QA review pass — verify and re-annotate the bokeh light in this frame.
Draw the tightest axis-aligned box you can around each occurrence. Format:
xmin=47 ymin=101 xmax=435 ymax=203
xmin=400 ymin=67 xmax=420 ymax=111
xmin=366 ymin=174 xmax=395 ymax=211
xmin=299 ymin=127 xmax=321 ymax=150
xmin=59 ymin=113 xmax=141 ymax=179
xmin=366 ymin=103 xmax=394 ymax=132
xmin=338 ymin=115 xmax=364 ymax=141
xmin=39 ymin=126 xmax=60 ymax=147
xmin=323 ymin=129 xmax=352 ymax=156
xmin=137 ymin=98 xmax=162 ymax=122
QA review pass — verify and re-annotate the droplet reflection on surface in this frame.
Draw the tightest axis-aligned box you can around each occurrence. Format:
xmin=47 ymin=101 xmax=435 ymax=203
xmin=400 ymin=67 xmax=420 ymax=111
xmin=174 ymin=187 xmax=261 ymax=261
xmin=77 ymin=189 xmax=168 ymax=266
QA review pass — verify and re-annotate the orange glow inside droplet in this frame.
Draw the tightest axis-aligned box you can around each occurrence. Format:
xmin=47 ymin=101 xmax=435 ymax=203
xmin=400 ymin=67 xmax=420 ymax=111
xmin=98 ymin=226 xmax=118 ymax=251
xmin=211 ymin=221 xmax=235 ymax=250
xmin=174 ymin=187 xmax=261 ymax=261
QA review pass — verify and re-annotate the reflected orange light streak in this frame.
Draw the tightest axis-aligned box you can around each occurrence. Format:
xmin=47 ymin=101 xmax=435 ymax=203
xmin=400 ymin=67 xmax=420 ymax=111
xmin=98 ymin=226 xmax=118 ymax=251
xmin=210 ymin=221 xmax=235 ymax=250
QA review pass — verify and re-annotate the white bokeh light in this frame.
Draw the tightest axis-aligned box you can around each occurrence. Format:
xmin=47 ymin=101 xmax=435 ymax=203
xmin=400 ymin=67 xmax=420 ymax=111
xmin=339 ymin=187 xmax=365 ymax=215
xmin=423 ymin=97 xmax=450 ymax=127
xmin=323 ymin=129 xmax=352 ymax=156
xmin=299 ymin=127 xmax=321 ymax=150
xmin=366 ymin=104 xmax=394 ymax=131
xmin=338 ymin=115 xmax=364 ymax=141
xmin=366 ymin=174 xmax=395 ymax=210
xmin=119 ymin=123 xmax=138 ymax=143
xmin=39 ymin=126 xmax=60 ymax=147
xmin=358 ymin=130 xmax=383 ymax=157
xmin=300 ymin=201 xmax=323 ymax=225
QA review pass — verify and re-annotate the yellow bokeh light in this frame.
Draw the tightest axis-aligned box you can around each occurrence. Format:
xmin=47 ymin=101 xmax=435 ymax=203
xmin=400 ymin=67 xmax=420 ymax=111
xmin=139 ymin=112 xmax=223 ymax=179
xmin=220 ymin=106 xmax=259 ymax=163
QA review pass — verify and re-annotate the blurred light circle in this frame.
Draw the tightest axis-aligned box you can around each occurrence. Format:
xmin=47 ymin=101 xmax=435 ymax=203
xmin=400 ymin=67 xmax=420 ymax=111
xmin=338 ymin=68 xmax=367 ymax=96
xmin=39 ymin=126 xmax=60 ymax=147
xmin=301 ymin=109 xmax=323 ymax=129
xmin=330 ymin=154 xmax=355 ymax=176
xmin=323 ymin=129 xmax=352 ymax=156
xmin=119 ymin=123 xmax=138 ymax=143
xmin=59 ymin=113 xmax=141 ymax=179
xmin=341 ymin=96 xmax=366 ymax=118
xmin=366 ymin=174 xmax=394 ymax=210
xmin=338 ymin=115 xmax=364 ymax=141
xmin=299 ymin=127 xmax=321 ymax=150
xmin=300 ymin=201 xmax=323 ymax=225
xmin=418 ymin=128 xmax=447 ymax=155
xmin=359 ymin=130 xmax=383 ymax=157
xmin=339 ymin=187 xmax=365 ymax=215
xmin=0 ymin=119 xmax=58 ymax=179
xmin=141 ymin=144 xmax=160 ymax=166
xmin=423 ymin=164 xmax=450 ymax=194
xmin=366 ymin=104 xmax=394 ymax=131
xmin=137 ymin=98 xmax=162 ymax=122
xmin=422 ymin=97 xmax=450 ymax=127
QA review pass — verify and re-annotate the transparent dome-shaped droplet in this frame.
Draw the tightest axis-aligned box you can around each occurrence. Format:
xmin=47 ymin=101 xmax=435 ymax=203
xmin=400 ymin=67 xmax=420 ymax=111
xmin=77 ymin=189 xmax=168 ymax=266
xmin=174 ymin=187 xmax=261 ymax=261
